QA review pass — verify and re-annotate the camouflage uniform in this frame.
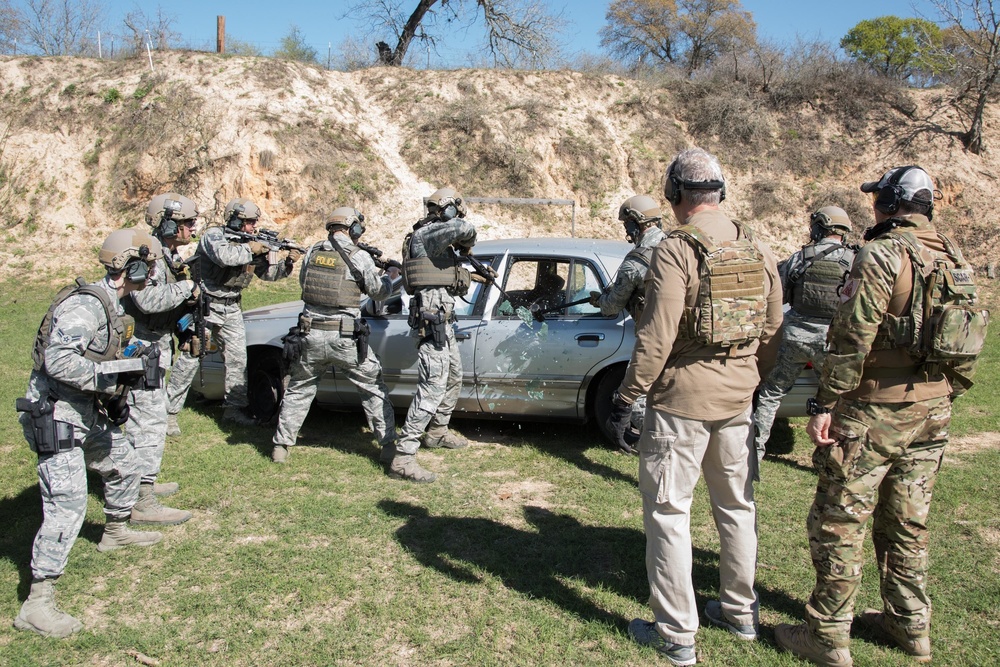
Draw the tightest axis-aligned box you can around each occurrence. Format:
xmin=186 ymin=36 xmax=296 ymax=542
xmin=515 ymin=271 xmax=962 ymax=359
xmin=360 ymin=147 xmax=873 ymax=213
xmin=803 ymin=214 xmax=977 ymax=649
xmin=273 ymin=232 xmax=396 ymax=451
xmin=20 ymin=277 xmax=142 ymax=579
xmin=195 ymin=226 xmax=294 ymax=410
xmin=752 ymin=238 xmax=855 ymax=461
xmin=166 ymin=347 xmax=199 ymax=417
xmin=124 ymin=248 xmax=196 ymax=483
xmin=594 ymin=224 xmax=665 ymax=431
xmin=396 ymin=218 xmax=477 ymax=456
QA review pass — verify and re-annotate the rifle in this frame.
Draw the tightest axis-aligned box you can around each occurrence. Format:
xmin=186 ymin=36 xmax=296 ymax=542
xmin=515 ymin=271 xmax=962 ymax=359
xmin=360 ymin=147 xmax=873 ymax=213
xmin=181 ymin=255 xmax=211 ymax=387
xmin=530 ymin=296 xmax=593 ymax=322
xmin=357 ymin=241 xmax=402 ymax=272
xmin=228 ymin=228 xmax=307 ymax=254
xmin=453 ymin=249 xmax=517 ymax=306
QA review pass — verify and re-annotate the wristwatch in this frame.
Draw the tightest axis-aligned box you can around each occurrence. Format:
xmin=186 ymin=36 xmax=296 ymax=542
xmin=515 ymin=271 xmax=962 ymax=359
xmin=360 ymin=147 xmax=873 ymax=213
xmin=806 ymin=397 xmax=832 ymax=416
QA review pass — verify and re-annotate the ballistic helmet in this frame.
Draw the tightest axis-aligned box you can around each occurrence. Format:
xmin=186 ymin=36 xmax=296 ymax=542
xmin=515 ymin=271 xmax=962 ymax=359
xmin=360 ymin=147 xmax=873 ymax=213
xmin=618 ymin=194 xmax=662 ymax=243
xmin=326 ymin=207 xmax=366 ymax=239
xmin=224 ymin=198 xmax=262 ymax=231
xmin=99 ymin=229 xmax=162 ymax=284
xmin=809 ymin=206 xmax=853 ymax=242
xmin=145 ymin=193 xmax=197 ymax=238
xmin=425 ymin=187 xmax=467 ymax=221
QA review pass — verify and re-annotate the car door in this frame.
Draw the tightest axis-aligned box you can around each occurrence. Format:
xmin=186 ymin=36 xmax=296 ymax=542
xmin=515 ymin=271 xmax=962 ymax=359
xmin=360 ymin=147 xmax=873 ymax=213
xmin=473 ymin=254 xmax=625 ymax=418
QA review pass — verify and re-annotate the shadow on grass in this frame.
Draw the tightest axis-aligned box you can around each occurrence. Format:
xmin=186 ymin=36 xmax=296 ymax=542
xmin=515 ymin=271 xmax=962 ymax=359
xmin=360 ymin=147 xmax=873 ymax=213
xmin=380 ymin=500 xmax=802 ymax=632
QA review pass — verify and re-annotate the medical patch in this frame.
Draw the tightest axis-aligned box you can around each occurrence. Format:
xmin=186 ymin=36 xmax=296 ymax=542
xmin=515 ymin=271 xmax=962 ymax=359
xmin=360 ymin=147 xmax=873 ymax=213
xmin=839 ymin=277 xmax=859 ymax=302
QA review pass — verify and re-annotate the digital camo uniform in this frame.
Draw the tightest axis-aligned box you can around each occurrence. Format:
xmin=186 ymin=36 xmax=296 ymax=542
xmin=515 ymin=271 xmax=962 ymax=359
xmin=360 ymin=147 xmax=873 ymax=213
xmin=752 ymin=208 xmax=856 ymax=464
xmin=195 ymin=220 xmax=295 ymax=418
xmin=166 ymin=342 xmax=199 ymax=429
xmin=592 ymin=195 xmax=666 ymax=450
xmin=776 ymin=166 xmax=988 ymax=666
xmin=124 ymin=243 xmax=196 ymax=524
xmin=392 ymin=188 xmax=477 ymax=482
xmin=272 ymin=217 xmax=396 ymax=464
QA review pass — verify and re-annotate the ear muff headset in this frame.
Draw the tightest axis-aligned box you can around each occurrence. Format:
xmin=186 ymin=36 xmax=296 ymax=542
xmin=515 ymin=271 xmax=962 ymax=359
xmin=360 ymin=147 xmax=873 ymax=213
xmin=873 ymin=166 xmax=915 ymax=216
xmin=439 ymin=200 xmax=460 ymax=221
xmin=664 ymin=161 xmax=726 ymax=206
xmin=809 ymin=211 xmax=832 ymax=242
xmin=226 ymin=204 xmax=247 ymax=231
xmin=348 ymin=211 xmax=366 ymax=239
xmin=123 ymin=245 xmax=151 ymax=284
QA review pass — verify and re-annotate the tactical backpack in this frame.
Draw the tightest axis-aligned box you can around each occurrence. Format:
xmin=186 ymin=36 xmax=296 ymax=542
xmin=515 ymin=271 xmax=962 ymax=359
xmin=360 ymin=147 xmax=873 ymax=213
xmin=876 ymin=231 xmax=989 ymax=380
xmin=33 ymin=278 xmax=133 ymax=372
xmin=787 ymin=243 xmax=857 ymax=319
xmin=670 ymin=221 xmax=767 ymax=347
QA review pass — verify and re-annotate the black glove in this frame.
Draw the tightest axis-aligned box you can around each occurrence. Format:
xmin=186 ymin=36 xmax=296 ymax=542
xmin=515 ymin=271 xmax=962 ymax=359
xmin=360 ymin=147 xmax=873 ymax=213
xmin=606 ymin=391 xmax=636 ymax=455
xmin=104 ymin=393 xmax=130 ymax=427
xmin=281 ymin=326 xmax=304 ymax=364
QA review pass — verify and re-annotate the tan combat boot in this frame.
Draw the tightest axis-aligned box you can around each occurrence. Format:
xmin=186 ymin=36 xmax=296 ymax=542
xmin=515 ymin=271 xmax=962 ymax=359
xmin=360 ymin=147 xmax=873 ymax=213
xmin=775 ymin=623 xmax=853 ymax=667
xmin=272 ymin=444 xmax=289 ymax=464
xmin=166 ymin=413 xmax=181 ymax=437
xmin=152 ymin=481 xmax=179 ymax=497
xmin=13 ymin=579 xmax=83 ymax=638
xmin=860 ymin=609 xmax=931 ymax=663
xmin=422 ymin=425 xmax=468 ymax=450
xmin=129 ymin=484 xmax=192 ymax=526
xmin=97 ymin=519 xmax=163 ymax=552
xmin=388 ymin=454 xmax=437 ymax=483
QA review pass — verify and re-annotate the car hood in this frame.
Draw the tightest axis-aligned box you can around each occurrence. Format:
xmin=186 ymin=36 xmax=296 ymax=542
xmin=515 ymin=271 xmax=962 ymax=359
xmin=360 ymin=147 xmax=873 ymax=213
xmin=244 ymin=300 xmax=305 ymax=321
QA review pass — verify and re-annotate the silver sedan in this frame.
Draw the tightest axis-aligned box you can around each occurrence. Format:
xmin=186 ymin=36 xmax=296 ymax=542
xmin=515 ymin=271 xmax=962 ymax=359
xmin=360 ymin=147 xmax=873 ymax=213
xmin=192 ymin=238 xmax=815 ymax=442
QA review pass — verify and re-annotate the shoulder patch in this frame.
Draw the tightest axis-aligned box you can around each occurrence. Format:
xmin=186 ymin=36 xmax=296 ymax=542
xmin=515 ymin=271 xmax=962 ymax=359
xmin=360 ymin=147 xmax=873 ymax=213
xmin=839 ymin=277 xmax=859 ymax=302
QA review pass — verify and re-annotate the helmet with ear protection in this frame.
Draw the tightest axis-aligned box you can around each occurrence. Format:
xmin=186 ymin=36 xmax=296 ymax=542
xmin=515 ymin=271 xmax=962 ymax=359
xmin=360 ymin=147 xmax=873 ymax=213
xmin=809 ymin=206 xmax=852 ymax=241
xmin=146 ymin=193 xmax=197 ymax=238
xmin=326 ymin=207 xmax=366 ymax=239
xmin=663 ymin=160 xmax=726 ymax=206
xmin=426 ymin=187 xmax=466 ymax=221
xmin=224 ymin=198 xmax=261 ymax=231
xmin=861 ymin=166 xmax=935 ymax=216
xmin=99 ymin=229 xmax=162 ymax=283
xmin=618 ymin=194 xmax=662 ymax=243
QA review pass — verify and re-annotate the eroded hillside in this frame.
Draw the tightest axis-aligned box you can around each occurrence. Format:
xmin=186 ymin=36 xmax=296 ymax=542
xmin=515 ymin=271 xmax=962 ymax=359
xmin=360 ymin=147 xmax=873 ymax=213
xmin=0 ymin=51 xmax=998 ymax=281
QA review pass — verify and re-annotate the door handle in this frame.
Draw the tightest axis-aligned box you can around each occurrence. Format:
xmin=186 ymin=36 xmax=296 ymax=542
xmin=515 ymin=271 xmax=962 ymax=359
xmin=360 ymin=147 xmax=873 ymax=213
xmin=575 ymin=333 xmax=605 ymax=345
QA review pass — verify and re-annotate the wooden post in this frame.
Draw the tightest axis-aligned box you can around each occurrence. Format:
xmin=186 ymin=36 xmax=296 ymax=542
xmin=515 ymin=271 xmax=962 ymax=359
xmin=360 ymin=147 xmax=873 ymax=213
xmin=217 ymin=16 xmax=225 ymax=54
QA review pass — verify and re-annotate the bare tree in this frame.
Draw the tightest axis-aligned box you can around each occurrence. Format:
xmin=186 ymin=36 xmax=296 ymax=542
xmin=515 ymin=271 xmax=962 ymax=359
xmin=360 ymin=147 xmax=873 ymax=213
xmin=0 ymin=0 xmax=20 ymax=54
xmin=348 ymin=0 xmax=563 ymax=68
xmin=19 ymin=0 xmax=105 ymax=56
xmin=932 ymin=0 xmax=1000 ymax=154
xmin=121 ymin=4 xmax=180 ymax=55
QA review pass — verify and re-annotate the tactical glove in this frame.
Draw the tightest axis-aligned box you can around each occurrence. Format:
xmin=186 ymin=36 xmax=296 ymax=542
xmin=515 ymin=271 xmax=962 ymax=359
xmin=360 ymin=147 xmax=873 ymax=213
xmin=606 ymin=391 xmax=637 ymax=455
xmin=248 ymin=241 xmax=268 ymax=256
xmin=588 ymin=290 xmax=603 ymax=307
xmin=286 ymin=248 xmax=304 ymax=263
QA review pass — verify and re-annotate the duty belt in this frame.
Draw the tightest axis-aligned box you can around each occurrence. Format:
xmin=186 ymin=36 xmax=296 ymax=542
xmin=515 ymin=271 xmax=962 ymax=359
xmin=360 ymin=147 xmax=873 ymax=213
xmin=311 ymin=317 xmax=361 ymax=334
xmin=207 ymin=294 xmax=242 ymax=306
xmin=861 ymin=366 xmax=931 ymax=380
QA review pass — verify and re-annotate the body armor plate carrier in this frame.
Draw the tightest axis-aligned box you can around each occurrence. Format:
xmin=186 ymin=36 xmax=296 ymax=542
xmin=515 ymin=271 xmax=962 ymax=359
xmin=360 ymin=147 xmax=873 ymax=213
xmin=670 ymin=221 xmax=767 ymax=349
xmin=788 ymin=243 xmax=856 ymax=319
xmin=301 ymin=246 xmax=364 ymax=308
xmin=401 ymin=233 xmax=470 ymax=296
xmin=33 ymin=278 xmax=133 ymax=372
xmin=623 ymin=245 xmax=653 ymax=322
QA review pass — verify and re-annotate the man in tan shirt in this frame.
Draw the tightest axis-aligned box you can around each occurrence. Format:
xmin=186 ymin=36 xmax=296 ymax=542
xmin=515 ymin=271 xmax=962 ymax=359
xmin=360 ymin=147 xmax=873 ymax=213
xmin=615 ymin=148 xmax=783 ymax=665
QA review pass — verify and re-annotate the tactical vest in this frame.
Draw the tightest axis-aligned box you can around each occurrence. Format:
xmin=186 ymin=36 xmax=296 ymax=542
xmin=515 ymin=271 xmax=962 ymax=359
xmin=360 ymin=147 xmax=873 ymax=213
xmin=874 ymin=231 xmax=989 ymax=370
xmin=196 ymin=228 xmax=255 ymax=290
xmin=33 ymin=278 xmax=133 ymax=372
xmin=122 ymin=254 xmax=188 ymax=334
xmin=301 ymin=245 xmax=364 ymax=308
xmin=623 ymin=245 xmax=653 ymax=322
xmin=788 ymin=243 xmax=856 ymax=319
xmin=401 ymin=232 xmax=470 ymax=296
xmin=671 ymin=221 xmax=767 ymax=348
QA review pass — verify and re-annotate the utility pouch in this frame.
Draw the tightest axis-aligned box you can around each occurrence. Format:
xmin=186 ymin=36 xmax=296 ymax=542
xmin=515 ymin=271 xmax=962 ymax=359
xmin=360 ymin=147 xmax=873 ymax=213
xmin=140 ymin=344 xmax=163 ymax=390
xmin=354 ymin=318 xmax=371 ymax=364
xmin=407 ymin=295 xmax=422 ymax=330
xmin=16 ymin=395 xmax=74 ymax=456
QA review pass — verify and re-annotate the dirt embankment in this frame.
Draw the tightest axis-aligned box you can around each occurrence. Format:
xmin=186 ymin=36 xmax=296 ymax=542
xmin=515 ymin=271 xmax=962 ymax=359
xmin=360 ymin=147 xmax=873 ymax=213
xmin=0 ymin=52 xmax=998 ymax=282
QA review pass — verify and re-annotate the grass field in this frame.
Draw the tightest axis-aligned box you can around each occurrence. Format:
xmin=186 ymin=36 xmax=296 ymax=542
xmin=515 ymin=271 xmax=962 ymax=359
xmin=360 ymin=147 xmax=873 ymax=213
xmin=0 ymin=278 xmax=998 ymax=666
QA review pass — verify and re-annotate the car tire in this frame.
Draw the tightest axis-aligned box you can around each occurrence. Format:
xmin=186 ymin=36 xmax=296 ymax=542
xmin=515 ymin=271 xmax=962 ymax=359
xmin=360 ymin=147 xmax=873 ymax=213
xmin=591 ymin=363 xmax=627 ymax=445
xmin=247 ymin=348 xmax=286 ymax=422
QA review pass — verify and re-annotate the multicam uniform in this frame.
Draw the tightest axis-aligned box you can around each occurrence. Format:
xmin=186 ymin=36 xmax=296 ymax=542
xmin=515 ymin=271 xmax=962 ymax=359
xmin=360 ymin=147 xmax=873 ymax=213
xmin=20 ymin=277 xmax=142 ymax=579
xmin=803 ymin=214 xmax=981 ymax=650
xmin=395 ymin=217 xmax=477 ymax=456
xmin=178 ymin=226 xmax=294 ymax=412
xmin=594 ymin=225 xmax=665 ymax=432
xmin=123 ymin=251 xmax=196 ymax=483
xmin=752 ymin=238 xmax=855 ymax=461
xmin=273 ymin=232 xmax=396 ymax=451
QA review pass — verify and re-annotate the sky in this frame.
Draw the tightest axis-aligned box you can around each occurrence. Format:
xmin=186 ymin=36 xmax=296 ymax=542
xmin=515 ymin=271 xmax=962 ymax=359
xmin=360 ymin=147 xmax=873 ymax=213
xmin=94 ymin=0 xmax=938 ymax=66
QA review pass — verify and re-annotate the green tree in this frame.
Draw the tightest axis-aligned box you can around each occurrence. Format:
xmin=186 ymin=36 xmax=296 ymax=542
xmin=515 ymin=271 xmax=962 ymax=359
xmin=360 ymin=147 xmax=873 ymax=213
xmin=600 ymin=0 xmax=756 ymax=77
xmin=840 ymin=15 xmax=943 ymax=81
xmin=274 ymin=25 xmax=318 ymax=63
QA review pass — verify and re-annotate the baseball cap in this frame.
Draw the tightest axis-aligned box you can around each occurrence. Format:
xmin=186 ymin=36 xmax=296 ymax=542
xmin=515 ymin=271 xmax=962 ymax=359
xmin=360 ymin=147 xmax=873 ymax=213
xmin=860 ymin=166 xmax=935 ymax=205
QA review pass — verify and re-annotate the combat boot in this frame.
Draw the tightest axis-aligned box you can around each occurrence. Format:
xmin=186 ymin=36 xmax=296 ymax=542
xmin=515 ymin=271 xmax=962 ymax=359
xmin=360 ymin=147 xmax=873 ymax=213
xmin=97 ymin=519 xmax=163 ymax=552
xmin=129 ymin=484 xmax=191 ymax=526
xmin=272 ymin=444 xmax=289 ymax=464
xmin=388 ymin=454 xmax=437 ymax=483
xmin=422 ymin=425 xmax=468 ymax=450
xmin=775 ymin=623 xmax=853 ymax=667
xmin=379 ymin=442 xmax=396 ymax=464
xmin=223 ymin=406 xmax=256 ymax=426
xmin=13 ymin=579 xmax=83 ymax=638
xmin=166 ymin=413 xmax=181 ymax=437
xmin=153 ymin=481 xmax=179 ymax=497
xmin=860 ymin=609 xmax=931 ymax=662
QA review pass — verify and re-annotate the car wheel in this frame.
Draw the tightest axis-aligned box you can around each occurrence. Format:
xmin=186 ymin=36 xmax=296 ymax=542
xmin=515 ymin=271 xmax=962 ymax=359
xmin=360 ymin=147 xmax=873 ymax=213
xmin=591 ymin=363 xmax=626 ymax=444
xmin=247 ymin=348 xmax=286 ymax=422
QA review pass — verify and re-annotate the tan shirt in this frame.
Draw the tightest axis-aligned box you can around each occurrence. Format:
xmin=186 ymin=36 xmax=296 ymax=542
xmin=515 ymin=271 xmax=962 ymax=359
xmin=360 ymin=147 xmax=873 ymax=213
xmin=619 ymin=209 xmax=783 ymax=420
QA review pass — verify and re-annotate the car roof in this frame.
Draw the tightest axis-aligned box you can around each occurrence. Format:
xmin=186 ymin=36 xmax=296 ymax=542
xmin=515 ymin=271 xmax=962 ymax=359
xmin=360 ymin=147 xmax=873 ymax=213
xmin=474 ymin=237 xmax=632 ymax=259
